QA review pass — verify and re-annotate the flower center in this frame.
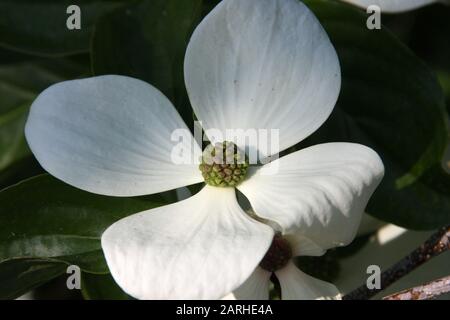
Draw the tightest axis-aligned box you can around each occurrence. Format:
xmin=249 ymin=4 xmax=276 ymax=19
xmin=259 ymin=234 xmax=292 ymax=272
xmin=199 ymin=141 xmax=248 ymax=187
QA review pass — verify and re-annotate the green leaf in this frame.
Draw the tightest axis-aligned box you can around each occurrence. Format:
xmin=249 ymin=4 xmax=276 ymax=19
xmin=91 ymin=0 xmax=203 ymax=126
xmin=302 ymin=0 xmax=449 ymax=229
xmin=0 ymin=174 xmax=171 ymax=276
xmin=0 ymin=51 xmax=90 ymax=185
xmin=0 ymin=258 xmax=67 ymax=299
xmin=81 ymin=272 xmax=131 ymax=300
xmin=0 ymin=103 xmax=29 ymax=171
xmin=295 ymin=251 xmax=340 ymax=283
xmin=437 ymin=71 xmax=450 ymax=103
xmin=0 ymin=156 xmax=42 ymax=191
xmin=408 ymin=5 xmax=450 ymax=110
xmin=0 ymin=0 xmax=126 ymax=57
xmin=408 ymin=6 xmax=450 ymax=77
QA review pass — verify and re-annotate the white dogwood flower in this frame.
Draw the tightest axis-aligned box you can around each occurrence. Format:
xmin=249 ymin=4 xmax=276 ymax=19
xmin=224 ymin=232 xmax=341 ymax=300
xmin=25 ymin=0 xmax=384 ymax=299
xmin=341 ymin=0 xmax=446 ymax=13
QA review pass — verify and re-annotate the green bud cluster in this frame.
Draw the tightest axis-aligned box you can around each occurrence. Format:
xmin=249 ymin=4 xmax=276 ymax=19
xmin=199 ymin=141 xmax=248 ymax=187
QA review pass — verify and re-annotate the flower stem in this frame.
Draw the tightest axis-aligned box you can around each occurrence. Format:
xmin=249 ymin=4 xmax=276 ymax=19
xmin=343 ymin=225 xmax=450 ymax=300
xmin=382 ymin=275 xmax=450 ymax=300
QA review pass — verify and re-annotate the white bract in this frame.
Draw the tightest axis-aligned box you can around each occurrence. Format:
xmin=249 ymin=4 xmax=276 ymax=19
xmin=228 ymin=262 xmax=340 ymax=300
xmin=25 ymin=0 xmax=384 ymax=299
xmin=341 ymin=0 xmax=445 ymax=13
xmin=224 ymin=232 xmax=341 ymax=300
